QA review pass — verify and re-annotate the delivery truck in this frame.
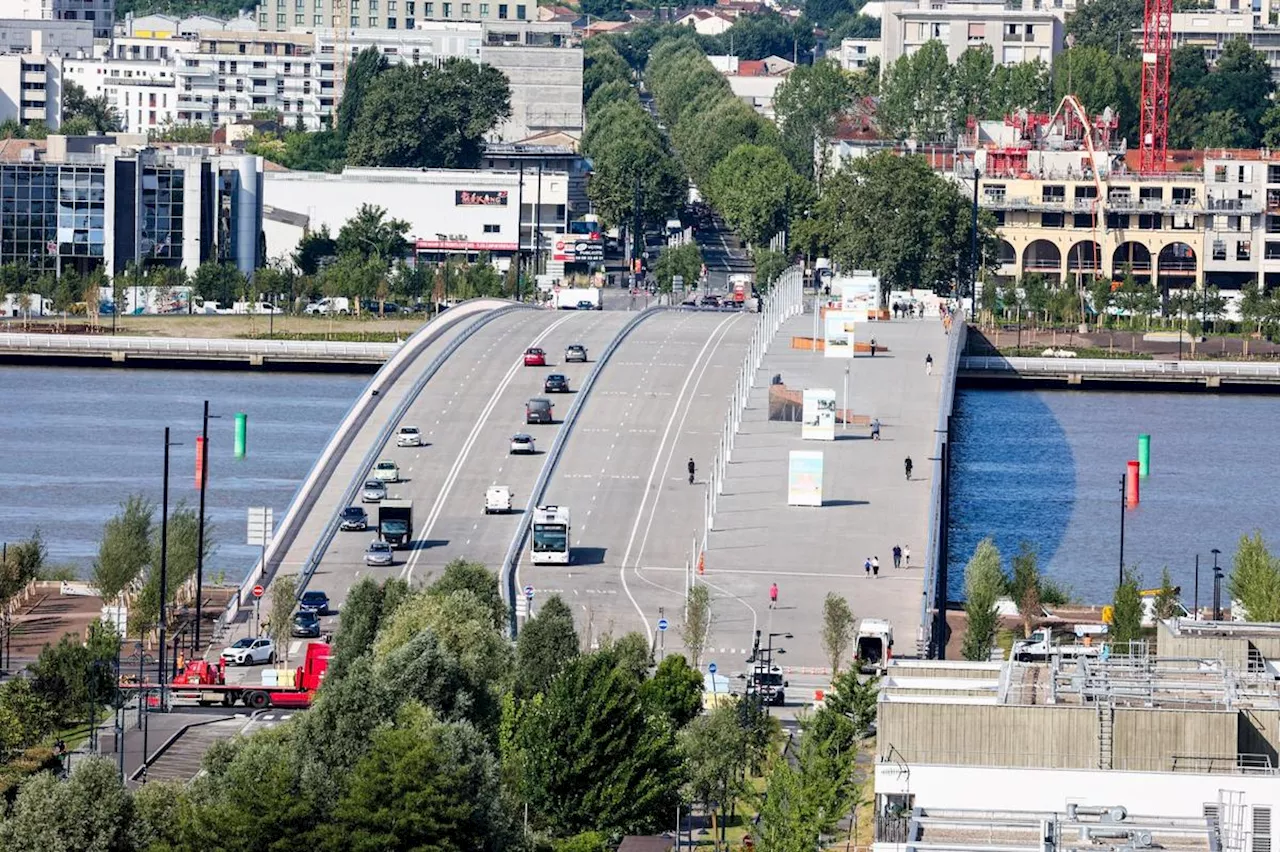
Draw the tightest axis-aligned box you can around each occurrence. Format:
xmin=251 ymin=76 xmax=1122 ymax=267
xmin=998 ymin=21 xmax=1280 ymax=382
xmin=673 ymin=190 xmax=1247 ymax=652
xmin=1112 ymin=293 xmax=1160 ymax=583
xmin=378 ymin=499 xmax=414 ymax=548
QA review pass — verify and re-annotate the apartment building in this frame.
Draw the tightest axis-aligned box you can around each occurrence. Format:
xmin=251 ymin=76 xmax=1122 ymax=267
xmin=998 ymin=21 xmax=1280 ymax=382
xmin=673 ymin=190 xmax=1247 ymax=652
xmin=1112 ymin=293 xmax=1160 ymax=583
xmin=0 ymin=48 xmax=62 ymax=131
xmin=17 ymin=0 xmax=114 ymax=39
xmin=64 ymin=37 xmax=193 ymax=134
xmin=836 ymin=37 xmax=882 ymax=72
xmin=880 ymin=0 xmax=1063 ymax=68
xmin=252 ymin=0 xmax=532 ymax=33
xmin=0 ymin=18 xmax=93 ymax=55
xmin=0 ymin=134 xmax=263 ymax=276
xmin=1169 ymin=0 xmax=1280 ymax=82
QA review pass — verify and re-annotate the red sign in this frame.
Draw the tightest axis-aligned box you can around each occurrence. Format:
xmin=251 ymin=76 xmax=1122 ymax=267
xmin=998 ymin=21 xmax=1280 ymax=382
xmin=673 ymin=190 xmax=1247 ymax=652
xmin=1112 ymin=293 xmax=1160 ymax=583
xmin=415 ymin=239 xmax=518 ymax=252
xmin=252 ymin=584 xmax=265 ymax=598
xmin=454 ymin=189 xmax=508 ymax=206
xmin=195 ymin=436 xmax=206 ymax=490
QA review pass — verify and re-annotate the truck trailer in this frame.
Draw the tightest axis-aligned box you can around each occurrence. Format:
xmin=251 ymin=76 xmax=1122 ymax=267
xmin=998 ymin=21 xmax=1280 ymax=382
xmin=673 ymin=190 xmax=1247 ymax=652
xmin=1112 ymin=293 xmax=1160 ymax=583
xmin=378 ymin=499 xmax=414 ymax=548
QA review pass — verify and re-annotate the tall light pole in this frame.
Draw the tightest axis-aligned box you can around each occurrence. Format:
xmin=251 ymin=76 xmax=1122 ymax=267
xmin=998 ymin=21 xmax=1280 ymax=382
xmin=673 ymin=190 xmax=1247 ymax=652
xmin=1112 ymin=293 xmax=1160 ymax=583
xmin=194 ymin=401 xmax=220 ymax=658
xmin=159 ymin=428 xmax=182 ymax=711
xmin=1118 ymin=473 xmax=1127 ymax=589
xmin=1193 ymin=554 xmax=1200 ymax=621
xmin=1211 ymin=548 xmax=1222 ymax=620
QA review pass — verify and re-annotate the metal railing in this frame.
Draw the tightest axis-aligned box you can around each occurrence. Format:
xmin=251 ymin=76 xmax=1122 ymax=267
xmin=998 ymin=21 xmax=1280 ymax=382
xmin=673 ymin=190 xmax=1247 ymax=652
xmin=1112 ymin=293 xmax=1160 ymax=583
xmin=960 ymin=356 xmax=1280 ymax=379
xmin=0 ymin=332 xmax=399 ymax=360
xmin=876 ymin=747 xmax=1276 ymax=775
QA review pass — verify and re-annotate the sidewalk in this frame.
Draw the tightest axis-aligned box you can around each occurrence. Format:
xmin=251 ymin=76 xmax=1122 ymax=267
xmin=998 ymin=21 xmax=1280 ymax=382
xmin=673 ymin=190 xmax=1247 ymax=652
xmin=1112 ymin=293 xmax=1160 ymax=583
xmin=700 ymin=311 xmax=950 ymax=673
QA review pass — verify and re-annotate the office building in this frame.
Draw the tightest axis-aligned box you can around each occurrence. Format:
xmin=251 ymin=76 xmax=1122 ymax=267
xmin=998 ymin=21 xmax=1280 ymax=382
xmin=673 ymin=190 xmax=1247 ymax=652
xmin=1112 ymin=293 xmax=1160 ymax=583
xmin=0 ymin=18 xmax=93 ymax=55
xmin=16 ymin=0 xmax=114 ymax=39
xmin=0 ymin=48 xmax=63 ymax=131
xmin=880 ymin=0 xmax=1063 ymax=68
xmin=64 ymin=37 xmax=194 ymax=135
xmin=252 ymin=0 xmax=532 ymax=33
xmin=0 ymin=134 xmax=263 ymax=276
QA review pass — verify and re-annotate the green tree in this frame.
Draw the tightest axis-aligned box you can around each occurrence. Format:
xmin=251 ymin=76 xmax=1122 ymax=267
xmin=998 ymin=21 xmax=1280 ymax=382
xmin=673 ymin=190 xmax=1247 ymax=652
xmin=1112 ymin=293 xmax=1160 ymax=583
xmin=268 ymin=573 xmax=298 ymax=663
xmin=1007 ymin=542 xmax=1045 ymax=638
xmin=429 ymin=558 xmax=506 ymax=632
xmin=514 ymin=594 xmax=579 ymax=699
xmin=1052 ymin=46 xmax=1132 ymax=116
xmin=336 ymin=204 xmax=411 ymax=264
xmin=1152 ymin=567 xmax=1181 ymax=620
xmin=133 ymin=502 xmax=214 ymax=637
xmin=0 ymin=678 xmax=54 ymax=751
xmin=1200 ymin=37 xmax=1273 ymax=142
xmin=753 ymin=248 xmax=790 ymax=288
xmin=90 ymin=494 xmax=153 ymax=605
xmin=1020 ymin=273 xmax=1049 ymax=325
xmin=28 ymin=620 xmax=119 ymax=726
xmin=961 ymin=538 xmax=1004 ymax=661
xmin=1227 ymin=532 xmax=1280 ymax=621
xmin=710 ymin=12 xmax=815 ymax=61
xmin=951 ymin=45 xmax=995 ymax=129
xmin=680 ymin=583 xmax=713 ymax=668
xmin=990 ymin=60 xmax=1052 ymax=115
xmin=1110 ymin=569 xmax=1144 ymax=650
xmin=1064 ymin=0 xmax=1143 ymax=56
xmin=817 ymin=667 xmax=879 ymax=740
xmin=0 ymin=758 xmax=134 ymax=852
xmin=62 ymin=79 xmax=122 ymax=133
xmin=640 ymin=653 xmax=704 ymax=729
xmin=583 ymin=39 xmax=632 ymax=101
xmin=773 ymin=57 xmax=853 ymax=175
xmin=514 ymin=650 xmax=683 ymax=836
xmin=1 ymin=530 xmax=46 ymax=603
xmin=878 ymin=41 xmax=954 ymax=141
xmin=652 ymin=241 xmax=705 ymax=293
xmin=679 ymin=704 xmax=751 ymax=842
xmin=1089 ymin=275 xmax=1115 ymax=328
xmin=190 ymin=261 xmax=246 ymax=307
xmin=707 ymin=144 xmax=808 ymax=248
xmin=821 ymin=592 xmax=855 ymax=675
xmin=337 ymin=47 xmax=389 ymax=139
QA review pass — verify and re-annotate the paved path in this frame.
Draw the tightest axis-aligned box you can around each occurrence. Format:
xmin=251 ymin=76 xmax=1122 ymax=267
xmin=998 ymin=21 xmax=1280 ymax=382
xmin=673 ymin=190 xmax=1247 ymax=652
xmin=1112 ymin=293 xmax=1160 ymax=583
xmin=700 ymin=309 xmax=950 ymax=676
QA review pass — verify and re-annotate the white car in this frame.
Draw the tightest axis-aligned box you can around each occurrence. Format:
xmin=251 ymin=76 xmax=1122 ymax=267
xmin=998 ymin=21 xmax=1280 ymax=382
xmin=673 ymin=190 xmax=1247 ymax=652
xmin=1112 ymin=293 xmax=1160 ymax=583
xmin=373 ymin=460 xmax=400 ymax=482
xmin=362 ymin=479 xmax=387 ymax=503
xmin=510 ymin=433 xmax=536 ymax=455
xmin=396 ymin=426 xmax=422 ymax=447
xmin=365 ymin=540 xmax=395 ymax=566
xmin=221 ymin=637 xmax=275 ymax=666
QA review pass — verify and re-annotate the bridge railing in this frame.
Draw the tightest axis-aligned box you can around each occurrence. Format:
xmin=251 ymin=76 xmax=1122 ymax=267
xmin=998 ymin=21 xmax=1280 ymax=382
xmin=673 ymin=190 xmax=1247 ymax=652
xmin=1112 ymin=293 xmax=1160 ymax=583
xmin=219 ymin=300 xmax=520 ymax=631
xmin=0 ymin=332 xmax=399 ymax=358
xmin=961 ymin=355 xmax=1280 ymax=378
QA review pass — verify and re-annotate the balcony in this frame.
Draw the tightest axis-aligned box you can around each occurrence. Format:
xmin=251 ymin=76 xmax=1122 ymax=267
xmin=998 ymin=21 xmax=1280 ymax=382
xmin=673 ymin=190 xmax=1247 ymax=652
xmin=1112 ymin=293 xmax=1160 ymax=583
xmin=1206 ymin=197 xmax=1263 ymax=214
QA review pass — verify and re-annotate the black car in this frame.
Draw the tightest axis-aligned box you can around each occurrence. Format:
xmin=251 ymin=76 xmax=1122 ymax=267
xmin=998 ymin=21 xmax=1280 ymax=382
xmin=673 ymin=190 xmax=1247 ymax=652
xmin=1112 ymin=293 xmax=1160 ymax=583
xmin=339 ymin=506 xmax=368 ymax=531
xmin=292 ymin=610 xmax=322 ymax=638
xmin=299 ymin=589 xmax=330 ymax=615
xmin=544 ymin=373 xmax=569 ymax=393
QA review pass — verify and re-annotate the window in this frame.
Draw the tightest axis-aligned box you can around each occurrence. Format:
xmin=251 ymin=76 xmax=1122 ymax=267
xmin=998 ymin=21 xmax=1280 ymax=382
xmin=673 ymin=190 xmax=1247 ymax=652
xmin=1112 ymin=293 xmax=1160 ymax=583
xmin=296 ymin=14 xmax=304 ymax=23
xmin=516 ymin=4 xmax=525 ymax=18
xmin=483 ymin=224 xmax=500 ymax=233
xmin=406 ymin=17 xmax=414 ymax=25
xmin=1041 ymin=212 xmax=1064 ymax=227
xmin=1214 ymin=165 xmax=1227 ymax=183
xmin=389 ymin=0 xmax=397 ymax=8
xmin=1254 ymin=806 xmax=1272 ymax=852
xmin=442 ymin=2 xmax=451 ymax=14
xmin=462 ymin=2 xmax=470 ymax=14
xmin=277 ymin=13 xmax=285 ymax=25
xmin=480 ymin=3 xmax=489 ymax=13
xmin=1238 ymin=240 xmax=1252 ymax=260
xmin=370 ymin=0 xmax=378 ymax=9
xmin=425 ymin=2 xmax=433 ymax=13
xmin=1213 ymin=240 xmax=1227 ymax=261
xmin=1073 ymin=213 xmax=1093 ymax=228
xmin=407 ymin=0 xmax=416 ymax=11
xmin=498 ymin=2 xmax=507 ymax=16
xmin=352 ymin=0 xmax=359 ymax=8
xmin=968 ymin=22 xmax=985 ymax=39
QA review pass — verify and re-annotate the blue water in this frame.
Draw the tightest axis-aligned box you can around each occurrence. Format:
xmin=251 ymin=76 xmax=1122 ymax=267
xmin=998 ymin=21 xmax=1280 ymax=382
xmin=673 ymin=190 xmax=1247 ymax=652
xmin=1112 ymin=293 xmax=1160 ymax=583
xmin=947 ymin=389 xmax=1280 ymax=604
xmin=0 ymin=366 xmax=366 ymax=581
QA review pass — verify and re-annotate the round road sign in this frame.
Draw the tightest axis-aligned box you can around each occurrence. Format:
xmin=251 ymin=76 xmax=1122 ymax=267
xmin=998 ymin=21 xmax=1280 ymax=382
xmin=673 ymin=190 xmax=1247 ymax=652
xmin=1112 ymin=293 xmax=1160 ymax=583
xmin=252 ymin=584 xmax=265 ymax=598
xmin=523 ymin=584 xmax=535 ymax=600
xmin=708 ymin=662 xmax=717 ymax=674
xmin=657 ymin=618 xmax=669 ymax=632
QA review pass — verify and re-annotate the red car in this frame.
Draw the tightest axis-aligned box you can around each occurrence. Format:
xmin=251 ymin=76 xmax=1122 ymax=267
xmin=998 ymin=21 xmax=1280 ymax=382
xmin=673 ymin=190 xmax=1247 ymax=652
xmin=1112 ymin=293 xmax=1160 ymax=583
xmin=523 ymin=347 xmax=546 ymax=366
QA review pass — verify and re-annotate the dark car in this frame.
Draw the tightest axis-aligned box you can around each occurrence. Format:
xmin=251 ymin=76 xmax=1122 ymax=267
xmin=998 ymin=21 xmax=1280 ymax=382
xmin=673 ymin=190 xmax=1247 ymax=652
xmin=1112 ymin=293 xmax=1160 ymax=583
xmin=339 ymin=506 xmax=368 ymax=531
xmin=292 ymin=610 xmax=322 ymax=638
xmin=544 ymin=373 xmax=569 ymax=393
xmin=526 ymin=398 xmax=554 ymax=424
xmin=299 ymin=590 xmax=330 ymax=615
xmin=576 ymin=300 xmax=595 ymax=311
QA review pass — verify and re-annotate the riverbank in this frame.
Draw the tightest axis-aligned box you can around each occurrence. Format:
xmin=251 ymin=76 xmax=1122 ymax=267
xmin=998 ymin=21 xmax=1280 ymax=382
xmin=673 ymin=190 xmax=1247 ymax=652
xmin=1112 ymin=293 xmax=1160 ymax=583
xmin=968 ymin=325 xmax=1280 ymax=360
xmin=0 ymin=314 xmax=428 ymax=340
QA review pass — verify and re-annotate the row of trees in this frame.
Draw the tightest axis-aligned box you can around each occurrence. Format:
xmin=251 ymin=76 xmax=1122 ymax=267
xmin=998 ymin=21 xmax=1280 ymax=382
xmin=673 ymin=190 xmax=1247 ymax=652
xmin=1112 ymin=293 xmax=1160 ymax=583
xmin=961 ymin=539 xmax=1070 ymax=660
xmin=0 ymin=561 xmax=874 ymax=851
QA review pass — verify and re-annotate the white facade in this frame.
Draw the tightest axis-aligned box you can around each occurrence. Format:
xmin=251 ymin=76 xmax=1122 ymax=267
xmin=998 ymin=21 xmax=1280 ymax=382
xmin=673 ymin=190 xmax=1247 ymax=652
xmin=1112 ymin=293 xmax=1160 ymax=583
xmin=0 ymin=19 xmax=94 ymax=55
xmin=881 ymin=0 xmax=1063 ymax=68
xmin=0 ymin=52 xmax=62 ymax=130
xmin=116 ymin=13 xmax=261 ymax=37
xmin=252 ymin=0 xmax=532 ymax=33
xmin=63 ymin=38 xmax=192 ymax=134
xmin=17 ymin=0 xmax=114 ymax=39
xmin=838 ymin=37 xmax=882 ymax=72
xmin=726 ymin=73 xmax=788 ymax=120
xmin=1169 ymin=0 xmax=1280 ymax=83
xmin=674 ymin=10 xmax=735 ymax=35
xmin=261 ymin=166 xmax=569 ymax=267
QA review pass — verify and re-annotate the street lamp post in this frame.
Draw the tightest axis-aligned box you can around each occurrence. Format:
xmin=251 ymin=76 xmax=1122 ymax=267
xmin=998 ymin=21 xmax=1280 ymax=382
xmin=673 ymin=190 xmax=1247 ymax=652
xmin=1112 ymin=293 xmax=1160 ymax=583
xmin=1193 ymin=554 xmax=1200 ymax=621
xmin=1118 ymin=474 xmax=1127 ymax=588
xmin=159 ymin=428 xmax=182 ymax=712
xmin=1211 ymin=548 xmax=1223 ymax=621
xmin=194 ymin=401 xmax=221 ymax=659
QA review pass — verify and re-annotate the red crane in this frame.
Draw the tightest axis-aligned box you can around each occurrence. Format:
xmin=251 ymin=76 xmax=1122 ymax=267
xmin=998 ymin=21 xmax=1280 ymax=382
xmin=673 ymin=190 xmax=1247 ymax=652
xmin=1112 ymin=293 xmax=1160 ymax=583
xmin=1139 ymin=0 xmax=1173 ymax=172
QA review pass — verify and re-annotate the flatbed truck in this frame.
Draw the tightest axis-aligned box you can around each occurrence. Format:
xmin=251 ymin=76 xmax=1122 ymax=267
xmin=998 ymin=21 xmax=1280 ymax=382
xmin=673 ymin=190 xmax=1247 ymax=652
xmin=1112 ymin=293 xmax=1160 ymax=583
xmin=125 ymin=641 xmax=332 ymax=710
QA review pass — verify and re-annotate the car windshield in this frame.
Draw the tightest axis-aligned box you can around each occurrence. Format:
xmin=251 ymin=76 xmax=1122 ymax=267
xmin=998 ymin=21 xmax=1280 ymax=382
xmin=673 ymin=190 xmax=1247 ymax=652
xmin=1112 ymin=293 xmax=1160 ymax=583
xmin=342 ymin=508 xmax=363 ymax=518
xmin=295 ymin=612 xmax=317 ymax=623
xmin=400 ymin=427 xmax=418 ymax=434
xmin=377 ymin=462 xmax=395 ymax=470
xmin=302 ymin=592 xmax=325 ymax=602
xmin=514 ymin=435 xmax=531 ymax=442
xmin=369 ymin=542 xmax=390 ymax=552
xmin=231 ymin=638 xmax=253 ymax=649
xmin=383 ymin=520 xmax=408 ymax=532
xmin=365 ymin=481 xmax=382 ymax=489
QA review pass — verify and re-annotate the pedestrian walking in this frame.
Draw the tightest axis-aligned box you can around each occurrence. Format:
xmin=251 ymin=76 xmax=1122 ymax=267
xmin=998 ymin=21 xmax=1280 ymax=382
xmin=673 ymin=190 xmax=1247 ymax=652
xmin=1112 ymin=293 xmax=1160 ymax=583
xmin=872 ymin=556 xmax=881 ymax=577
xmin=904 ymin=456 xmax=913 ymax=480
xmin=871 ymin=418 xmax=881 ymax=441
xmin=893 ymin=544 xmax=902 ymax=569
xmin=864 ymin=557 xmax=872 ymax=578
xmin=925 ymin=353 xmax=934 ymax=375
xmin=904 ymin=544 xmax=911 ymax=568
xmin=769 ymin=582 xmax=779 ymax=608
xmin=869 ymin=337 xmax=877 ymax=357
xmin=687 ymin=457 xmax=696 ymax=485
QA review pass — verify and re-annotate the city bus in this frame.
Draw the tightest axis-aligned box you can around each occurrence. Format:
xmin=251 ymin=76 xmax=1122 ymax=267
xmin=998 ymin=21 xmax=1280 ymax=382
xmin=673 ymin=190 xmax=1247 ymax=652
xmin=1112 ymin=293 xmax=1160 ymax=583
xmin=531 ymin=505 xmax=571 ymax=565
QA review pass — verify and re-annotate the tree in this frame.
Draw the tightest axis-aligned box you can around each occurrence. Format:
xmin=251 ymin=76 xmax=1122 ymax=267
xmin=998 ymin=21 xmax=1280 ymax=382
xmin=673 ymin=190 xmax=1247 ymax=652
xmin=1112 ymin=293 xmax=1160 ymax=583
xmin=337 ymin=47 xmax=389 ymax=139
xmin=190 ymin=261 xmax=246 ymax=307
xmin=584 ymin=39 xmax=632 ymax=101
xmin=1 ymin=530 xmax=46 ymax=604
xmin=1064 ymin=0 xmax=1143 ymax=56
xmin=608 ymin=631 xmax=653 ymax=682
xmin=640 ymin=653 xmax=704 ymax=729
xmin=878 ymin=41 xmax=954 ymax=141
xmin=1228 ymin=532 xmax=1280 ymax=621
xmin=710 ymin=12 xmax=815 ymax=61
xmin=91 ymin=494 xmax=153 ymax=605
xmin=652 ymin=241 xmax=705 ymax=293
xmin=951 ymin=45 xmax=995 ymax=130
xmin=990 ymin=60 xmax=1052 ymax=115
xmin=961 ymin=538 xmax=1004 ymax=661
xmin=773 ymin=58 xmax=853 ymax=175
xmin=0 ymin=677 xmax=54 ymax=751
xmin=514 ymin=650 xmax=683 ymax=836
xmin=1200 ymin=37 xmax=1273 ymax=141
xmin=514 ymin=594 xmax=579 ymax=699
xmin=679 ymin=704 xmax=751 ymax=842
xmin=754 ymin=248 xmax=791 ymax=288
xmin=62 ymin=80 xmax=122 ymax=133
xmin=1110 ymin=569 xmax=1145 ymax=652
xmin=0 ymin=758 xmax=134 ymax=852
xmin=268 ymin=573 xmax=299 ymax=662
xmin=429 ymin=558 xmax=506 ymax=631
xmin=336 ymin=204 xmax=411 ymax=264
xmin=1199 ymin=109 xmax=1254 ymax=147
xmin=821 ymin=593 xmax=855 ymax=675
xmin=708 ymin=144 xmax=808 ymax=248
xmin=28 ymin=620 xmax=119 ymax=726
xmin=817 ymin=667 xmax=879 ymax=739
xmin=681 ymin=583 xmax=712 ymax=668
xmin=133 ymin=502 xmax=213 ymax=638
xmin=1052 ymin=46 xmax=1132 ymax=116
xmin=1007 ymin=542 xmax=1045 ymax=638
xmin=1152 ymin=567 xmax=1181 ymax=620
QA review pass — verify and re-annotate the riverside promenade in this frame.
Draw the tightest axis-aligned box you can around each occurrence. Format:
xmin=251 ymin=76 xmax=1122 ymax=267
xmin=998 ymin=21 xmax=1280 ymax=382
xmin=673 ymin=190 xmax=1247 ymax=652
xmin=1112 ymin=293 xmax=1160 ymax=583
xmin=0 ymin=333 xmax=396 ymax=370
xmin=699 ymin=306 xmax=954 ymax=681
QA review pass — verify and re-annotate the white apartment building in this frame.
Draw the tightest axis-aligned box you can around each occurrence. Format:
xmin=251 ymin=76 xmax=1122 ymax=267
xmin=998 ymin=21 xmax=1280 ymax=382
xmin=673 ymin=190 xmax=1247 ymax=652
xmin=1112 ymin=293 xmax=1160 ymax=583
xmin=880 ymin=0 xmax=1063 ymax=68
xmin=1169 ymin=0 xmax=1280 ymax=82
xmin=252 ymin=0 xmax=532 ymax=33
xmin=64 ymin=37 xmax=193 ymax=134
xmin=0 ymin=18 xmax=93 ymax=55
xmin=837 ymin=37 xmax=882 ymax=72
xmin=16 ymin=0 xmax=114 ymax=39
xmin=0 ymin=48 xmax=62 ymax=130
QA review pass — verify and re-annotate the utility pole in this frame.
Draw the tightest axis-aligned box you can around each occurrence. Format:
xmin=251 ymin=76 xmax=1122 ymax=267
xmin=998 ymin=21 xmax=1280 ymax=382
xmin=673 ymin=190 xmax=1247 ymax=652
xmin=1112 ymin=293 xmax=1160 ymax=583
xmin=159 ymin=429 xmax=180 ymax=711
xmin=195 ymin=401 xmax=210 ymax=657
xmin=969 ymin=167 xmax=980 ymax=304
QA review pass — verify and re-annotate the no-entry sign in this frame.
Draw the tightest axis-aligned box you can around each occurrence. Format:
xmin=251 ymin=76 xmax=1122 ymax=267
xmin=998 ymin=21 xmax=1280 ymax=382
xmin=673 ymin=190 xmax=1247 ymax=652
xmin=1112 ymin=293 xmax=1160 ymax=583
xmin=252 ymin=584 xmax=265 ymax=598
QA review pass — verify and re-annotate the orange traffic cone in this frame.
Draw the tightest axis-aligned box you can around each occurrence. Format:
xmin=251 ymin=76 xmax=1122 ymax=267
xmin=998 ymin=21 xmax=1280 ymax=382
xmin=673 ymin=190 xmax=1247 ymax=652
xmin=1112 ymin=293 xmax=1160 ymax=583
xmin=697 ymin=552 xmax=706 ymax=575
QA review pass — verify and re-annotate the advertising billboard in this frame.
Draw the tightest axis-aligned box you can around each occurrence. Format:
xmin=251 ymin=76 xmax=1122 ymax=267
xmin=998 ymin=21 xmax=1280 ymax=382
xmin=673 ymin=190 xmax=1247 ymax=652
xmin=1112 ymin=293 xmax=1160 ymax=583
xmin=802 ymin=388 xmax=836 ymax=441
xmin=837 ymin=273 xmax=879 ymax=313
xmin=787 ymin=451 xmax=824 ymax=507
xmin=455 ymin=189 xmax=509 ymax=206
xmin=824 ymin=311 xmax=855 ymax=358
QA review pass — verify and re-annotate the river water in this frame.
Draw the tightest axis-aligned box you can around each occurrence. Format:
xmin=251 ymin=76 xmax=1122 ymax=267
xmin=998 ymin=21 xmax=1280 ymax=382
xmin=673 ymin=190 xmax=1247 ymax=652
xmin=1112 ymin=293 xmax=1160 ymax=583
xmin=947 ymin=388 xmax=1280 ymax=604
xmin=0 ymin=366 xmax=366 ymax=581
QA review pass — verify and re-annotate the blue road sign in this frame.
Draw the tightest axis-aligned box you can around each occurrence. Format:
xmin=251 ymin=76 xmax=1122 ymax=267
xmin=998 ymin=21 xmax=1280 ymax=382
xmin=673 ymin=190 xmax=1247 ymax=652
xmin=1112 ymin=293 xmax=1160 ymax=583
xmin=523 ymin=585 xmax=534 ymax=600
xmin=708 ymin=662 xmax=717 ymax=674
xmin=657 ymin=618 xmax=669 ymax=632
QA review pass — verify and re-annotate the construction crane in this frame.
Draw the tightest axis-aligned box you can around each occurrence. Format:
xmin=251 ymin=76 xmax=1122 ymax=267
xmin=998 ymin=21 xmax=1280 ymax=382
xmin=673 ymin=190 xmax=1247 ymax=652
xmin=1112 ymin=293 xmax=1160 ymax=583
xmin=1138 ymin=0 xmax=1173 ymax=173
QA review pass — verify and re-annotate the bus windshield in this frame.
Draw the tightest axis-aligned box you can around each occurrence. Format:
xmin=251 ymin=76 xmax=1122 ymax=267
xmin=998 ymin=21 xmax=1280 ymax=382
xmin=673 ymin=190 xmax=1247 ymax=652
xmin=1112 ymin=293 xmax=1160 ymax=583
xmin=533 ymin=524 xmax=568 ymax=552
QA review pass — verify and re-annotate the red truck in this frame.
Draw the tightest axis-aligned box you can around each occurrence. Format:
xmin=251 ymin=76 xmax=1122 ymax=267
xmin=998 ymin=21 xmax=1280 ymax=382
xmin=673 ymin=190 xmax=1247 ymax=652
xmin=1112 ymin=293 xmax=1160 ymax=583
xmin=164 ymin=641 xmax=332 ymax=710
xmin=729 ymin=274 xmax=752 ymax=305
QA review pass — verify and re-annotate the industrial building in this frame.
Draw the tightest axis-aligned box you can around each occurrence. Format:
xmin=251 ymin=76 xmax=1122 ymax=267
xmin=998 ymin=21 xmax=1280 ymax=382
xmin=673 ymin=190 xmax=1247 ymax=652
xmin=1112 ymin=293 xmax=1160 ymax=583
xmin=0 ymin=135 xmax=263 ymax=277
xmin=872 ymin=623 xmax=1280 ymax=852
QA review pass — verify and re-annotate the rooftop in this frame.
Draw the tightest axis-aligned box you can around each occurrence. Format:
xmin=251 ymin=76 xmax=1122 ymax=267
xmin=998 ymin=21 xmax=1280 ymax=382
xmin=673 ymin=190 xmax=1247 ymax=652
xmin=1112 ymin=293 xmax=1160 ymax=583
xmin=906 ymin=806 xmax=1216 ymax=852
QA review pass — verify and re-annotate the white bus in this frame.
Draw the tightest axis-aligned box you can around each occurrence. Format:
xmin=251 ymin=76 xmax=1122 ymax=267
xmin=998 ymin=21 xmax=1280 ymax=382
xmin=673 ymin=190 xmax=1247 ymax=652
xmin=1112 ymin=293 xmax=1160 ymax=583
xmin=531 ymin=505 xmax=571 ymax=565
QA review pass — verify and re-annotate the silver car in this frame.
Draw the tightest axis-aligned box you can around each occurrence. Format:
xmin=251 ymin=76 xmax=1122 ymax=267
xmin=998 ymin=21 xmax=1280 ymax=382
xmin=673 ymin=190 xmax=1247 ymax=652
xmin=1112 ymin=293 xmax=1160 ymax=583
xmin=365 ymin=540 xmax=395 ymax=566
xmin=362 ymin=479 xmax=387 ymax=503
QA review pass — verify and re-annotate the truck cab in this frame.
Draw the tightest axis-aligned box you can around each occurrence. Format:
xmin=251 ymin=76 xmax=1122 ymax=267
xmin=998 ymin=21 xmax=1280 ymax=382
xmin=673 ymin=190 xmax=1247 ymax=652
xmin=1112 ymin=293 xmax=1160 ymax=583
xmin=1011 ymin=626 xmax=1106 ymax=663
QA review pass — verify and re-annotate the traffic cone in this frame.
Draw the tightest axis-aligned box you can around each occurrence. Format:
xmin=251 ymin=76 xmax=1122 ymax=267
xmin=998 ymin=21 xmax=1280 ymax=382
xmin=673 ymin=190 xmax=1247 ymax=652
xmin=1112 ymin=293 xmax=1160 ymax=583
xmin=697 ymin=552 xmax=706 ymax=575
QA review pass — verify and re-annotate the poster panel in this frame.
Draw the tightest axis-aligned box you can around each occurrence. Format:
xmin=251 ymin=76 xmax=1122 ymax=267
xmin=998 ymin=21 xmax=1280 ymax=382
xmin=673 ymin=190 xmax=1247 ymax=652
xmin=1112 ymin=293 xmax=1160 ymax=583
xmin=801 ymin=388 xmax=836 ymax=441
xmin=824 ymin=311 xmax=855 ymax=358
xmin=787 ymin=451 xmax=824 ymax=507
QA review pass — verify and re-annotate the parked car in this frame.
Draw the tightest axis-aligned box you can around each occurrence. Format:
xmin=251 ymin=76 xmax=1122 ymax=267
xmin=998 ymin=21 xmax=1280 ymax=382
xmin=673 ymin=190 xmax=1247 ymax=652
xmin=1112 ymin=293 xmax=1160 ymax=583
xmin=292 ymin=610 xmax=322 ymax=638
xmin=221 ymin=637 xmax=275 ymax=666
xmin=524 ymin=347 xmax=546 ymax=366
xmin=526 ymin=398 xmax=554 ymax=424
xmin=544 ymin=373 xmax=569 ymax=393
xmin=510 ymin=433 xmax=536 ymax=454
xmin=362 ymin=479 xmax=387 ymax=503
xmin=576 ymin=300 xmax=595 ymax=311
xmin=299 ymin=590 xmax=331 ymax=615
xmin=340 ymin=507 xmax=368 ymax=531
xmin=565 ymin=344 xmax=588 ymax=363
xmin=396 ymin=426 xmax=422 ymax=447
xmin=365 ymin=540 xmax=395 ymax=567
xmin=373 ymin=460 xmax=400 ymax=482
